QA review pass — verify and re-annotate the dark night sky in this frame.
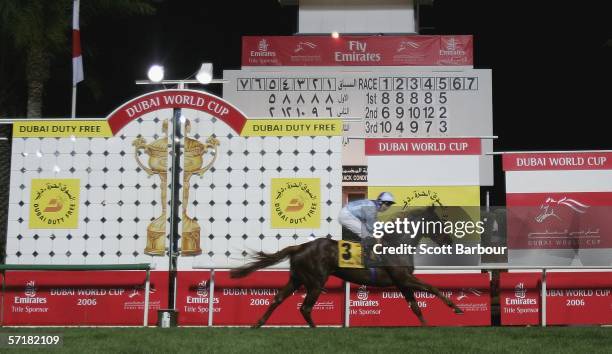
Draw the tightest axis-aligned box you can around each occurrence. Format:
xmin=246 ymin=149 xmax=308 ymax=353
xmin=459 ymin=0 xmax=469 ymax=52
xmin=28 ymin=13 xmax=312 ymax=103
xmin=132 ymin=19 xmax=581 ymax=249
xmin=39 ymin=0 xmax=612 ymax=203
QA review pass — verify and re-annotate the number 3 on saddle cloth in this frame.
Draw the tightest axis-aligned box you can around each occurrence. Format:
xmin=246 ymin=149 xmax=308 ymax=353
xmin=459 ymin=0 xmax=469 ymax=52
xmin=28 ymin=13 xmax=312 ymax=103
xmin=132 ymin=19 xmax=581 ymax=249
xmin=338 ymin=238 xmax=382 ymax=269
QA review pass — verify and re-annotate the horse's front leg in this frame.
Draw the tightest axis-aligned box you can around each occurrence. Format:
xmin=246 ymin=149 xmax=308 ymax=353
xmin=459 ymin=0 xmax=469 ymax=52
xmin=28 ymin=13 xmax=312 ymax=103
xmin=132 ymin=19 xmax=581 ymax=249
xmin=403 ymin=288 xmax=428 ymax=326
xmin=385 ymin=268 xmax=428 ymax=326
xmin=407 ymin=276 xmax=464 ymax=315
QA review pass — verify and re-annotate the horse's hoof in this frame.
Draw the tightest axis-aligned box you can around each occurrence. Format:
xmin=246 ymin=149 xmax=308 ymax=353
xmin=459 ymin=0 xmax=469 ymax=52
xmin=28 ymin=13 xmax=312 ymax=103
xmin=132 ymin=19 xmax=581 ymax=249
xmin=454 ymin=308 xmax=464 ymax=315
xmin=251 ymin=323 xmax=262 ymax=329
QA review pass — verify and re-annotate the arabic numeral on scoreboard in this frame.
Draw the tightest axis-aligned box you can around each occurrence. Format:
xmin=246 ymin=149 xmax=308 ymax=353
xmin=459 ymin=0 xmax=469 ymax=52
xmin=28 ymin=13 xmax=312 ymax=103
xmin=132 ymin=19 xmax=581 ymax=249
xmin=404 ymin=121 xmax=448 ymax=134
xmin=410 ymin=92 xmax=418 ymax=104
xmin=407 ymin=106 xmax=434 ymax=119
xmin=381 ymin=107 xmax=390 ymax=119
xmin=439 ymin=120 xmax=448 ymax=133
xmin=365 ymin=121 xmax=392 ymax=134
xmin=395 ymin=107 xmax=404 ymax=119
xmin=379 ymin=121 xmax=392 ymax=133
xmin=451 ymin=77 xmax=478 ymax=90
xmin=382 ymin=92 xmax=390 ymax=104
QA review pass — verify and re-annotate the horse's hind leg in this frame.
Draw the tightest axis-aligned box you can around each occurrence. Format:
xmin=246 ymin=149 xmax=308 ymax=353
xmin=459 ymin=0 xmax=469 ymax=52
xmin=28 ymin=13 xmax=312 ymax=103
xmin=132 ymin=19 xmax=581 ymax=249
xmin=299 ymin=286 xmax=322 ymax=328
xmin=252 ymin=277 xmax=300 ymax=329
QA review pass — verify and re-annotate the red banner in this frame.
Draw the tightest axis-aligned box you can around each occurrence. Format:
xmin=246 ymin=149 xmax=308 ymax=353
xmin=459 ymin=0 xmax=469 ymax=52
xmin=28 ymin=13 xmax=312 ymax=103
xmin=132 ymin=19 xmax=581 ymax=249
xmin=500 ymin=272 xmax=612 ymax=326
xmin=3 ymin=271 xmax=168 ymax=326
xmin=177 ymin=271 xmax=343 ymax=326
xmin=503 ymin=152 xmax=612 ymax=171
xmin=242 ymin=36 xmax=473 ymax=67
xmin=500 ymin=273 xmax=541 ymax=325
xmin=106 ymin=90 xmax=248 ymax=135
xmin=349 ymin=274 xmax=490 ymax=326
xmin=546 ymin=272 xmax=612 ymax=325
xmin=506 ymin=192 xmax=612 ymax=249
xmin=365 ymin=138 xmax=481 ymax=155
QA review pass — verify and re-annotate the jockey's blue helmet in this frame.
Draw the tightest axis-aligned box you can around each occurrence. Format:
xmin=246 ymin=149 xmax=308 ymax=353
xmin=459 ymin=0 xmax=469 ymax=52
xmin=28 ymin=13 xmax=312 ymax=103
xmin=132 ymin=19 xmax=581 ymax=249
xmin=376 ymin=192 xmax=396 ymax=204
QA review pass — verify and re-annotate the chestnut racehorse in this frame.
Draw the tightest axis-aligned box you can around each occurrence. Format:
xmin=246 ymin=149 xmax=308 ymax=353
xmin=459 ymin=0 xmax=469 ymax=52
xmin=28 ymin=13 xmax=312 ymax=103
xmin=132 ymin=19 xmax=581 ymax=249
xmin=231 ymin=206 xmax=464 ymax=327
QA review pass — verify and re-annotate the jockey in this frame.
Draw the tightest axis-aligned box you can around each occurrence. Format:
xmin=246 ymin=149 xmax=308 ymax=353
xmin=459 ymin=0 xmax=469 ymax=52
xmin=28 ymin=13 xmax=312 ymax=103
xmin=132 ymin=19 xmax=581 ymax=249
xmin=338 ymin=192 xmax=395 ymax=239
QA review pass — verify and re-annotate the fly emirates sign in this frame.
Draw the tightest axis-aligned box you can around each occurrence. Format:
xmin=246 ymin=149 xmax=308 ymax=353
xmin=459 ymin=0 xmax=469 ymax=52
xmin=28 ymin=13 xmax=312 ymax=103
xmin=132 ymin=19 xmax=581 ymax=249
xmin=335 ymin=40 xmax=381 ymax=63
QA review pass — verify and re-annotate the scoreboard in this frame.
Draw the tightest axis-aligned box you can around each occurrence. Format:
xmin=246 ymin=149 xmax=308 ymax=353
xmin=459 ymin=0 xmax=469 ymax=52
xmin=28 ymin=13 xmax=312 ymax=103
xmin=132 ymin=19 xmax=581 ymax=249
xmin=224 ymin=69 xmax=492 ymax=138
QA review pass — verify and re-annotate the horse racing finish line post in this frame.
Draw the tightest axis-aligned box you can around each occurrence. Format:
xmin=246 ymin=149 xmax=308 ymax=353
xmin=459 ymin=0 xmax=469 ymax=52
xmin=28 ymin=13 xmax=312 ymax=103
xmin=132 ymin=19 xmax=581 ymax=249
xmin=0 ymin=264 xmax=153 ymax=327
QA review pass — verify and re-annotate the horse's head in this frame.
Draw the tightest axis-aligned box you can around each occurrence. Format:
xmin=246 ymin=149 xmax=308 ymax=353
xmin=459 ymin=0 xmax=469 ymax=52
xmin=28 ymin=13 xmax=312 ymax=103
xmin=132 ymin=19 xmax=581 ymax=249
xmin=535 ymin=196 xmax=589 ymax=223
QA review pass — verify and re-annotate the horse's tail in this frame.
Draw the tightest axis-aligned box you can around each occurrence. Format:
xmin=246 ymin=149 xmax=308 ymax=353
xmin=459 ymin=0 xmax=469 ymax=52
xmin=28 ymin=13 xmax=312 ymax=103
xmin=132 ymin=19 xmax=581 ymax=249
xmin=230 ymin=245 xmax=302 ymax=278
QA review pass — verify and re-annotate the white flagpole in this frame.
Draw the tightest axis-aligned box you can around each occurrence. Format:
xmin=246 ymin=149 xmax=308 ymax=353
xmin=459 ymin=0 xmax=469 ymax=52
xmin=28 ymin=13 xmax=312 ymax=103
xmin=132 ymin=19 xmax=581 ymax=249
xmin=71 ymin=0 xmax=82 ymax=119
xmin=71 ymin=86 xmax=77 ymax=118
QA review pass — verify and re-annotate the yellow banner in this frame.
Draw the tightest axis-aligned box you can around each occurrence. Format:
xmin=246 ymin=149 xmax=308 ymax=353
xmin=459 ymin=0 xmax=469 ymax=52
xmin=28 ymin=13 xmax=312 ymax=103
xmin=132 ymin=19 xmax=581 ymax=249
xmin=369 ymin=186 xmax=481 ymax=241
xmin=13 ymin=120 xmax=112 ymax=137
xmin=30 ymin=179 xmax=80 ymax=229
xmin=368 ymin=186 xmax=480 ymax=208
xmin=241 ymin=119 xmax=342 ymax=136
xmin=338 ymin=240 xmax=364 ymax=268
xmin=271 ymin=178 xmax=320 ymax=228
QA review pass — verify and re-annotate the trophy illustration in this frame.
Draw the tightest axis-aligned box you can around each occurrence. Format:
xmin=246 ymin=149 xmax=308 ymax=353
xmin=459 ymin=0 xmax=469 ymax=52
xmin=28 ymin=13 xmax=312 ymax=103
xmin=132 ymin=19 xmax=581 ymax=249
xmin=133 ymin=121 xmax=169 ymax=256
xmin=181 ymin=119 xmax=219 ymax=256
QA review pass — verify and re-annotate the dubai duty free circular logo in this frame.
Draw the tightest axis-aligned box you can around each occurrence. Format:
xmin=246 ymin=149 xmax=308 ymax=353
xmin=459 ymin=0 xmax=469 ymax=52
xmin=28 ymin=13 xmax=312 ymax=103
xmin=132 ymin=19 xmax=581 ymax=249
xmin=29 ymin=179 xmax=80 ymax=229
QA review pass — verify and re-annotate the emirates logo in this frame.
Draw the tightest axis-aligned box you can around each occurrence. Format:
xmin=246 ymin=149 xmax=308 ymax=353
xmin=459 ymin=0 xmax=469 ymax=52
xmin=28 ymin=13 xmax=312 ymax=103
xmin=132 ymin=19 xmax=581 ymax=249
xmin=258 ymin=39 xmax=269 ymax=52
xmin=356 ymin=285 xmax=369 ymax=300
xmin=514 ymin=282 xmax=527 ymax=299
xmin=196 ymin=280 xmax=209 ymax=297
xmin=25 ymin=280 xmax=37 ymax=297
xmin=440 ymin=37 xmax=466 ymax=56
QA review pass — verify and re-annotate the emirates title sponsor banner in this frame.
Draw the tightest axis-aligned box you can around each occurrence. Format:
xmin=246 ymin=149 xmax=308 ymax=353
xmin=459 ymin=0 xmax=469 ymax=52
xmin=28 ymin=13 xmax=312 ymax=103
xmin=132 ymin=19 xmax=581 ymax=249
xmin=177 ymin=271 xmax=343 ymax=326
xmin=242 ymin=36 xmax=473 ymax=66
xmin=349 ymin=274 xmax=490 ymax=326
xmin=501 ymin=272 xmax=612 ymax=326
xmin=503 ymin=152 xmax=612 ymax=171
xmin=223 ymin=69 xmax=492 ymax=138
xmin=365 ymin=138 xmax=481 ymax=155
xmin=500 ymin=273 xmax=540 ymax=325
xmin=3 ymin=271 xmax=168 ymax=326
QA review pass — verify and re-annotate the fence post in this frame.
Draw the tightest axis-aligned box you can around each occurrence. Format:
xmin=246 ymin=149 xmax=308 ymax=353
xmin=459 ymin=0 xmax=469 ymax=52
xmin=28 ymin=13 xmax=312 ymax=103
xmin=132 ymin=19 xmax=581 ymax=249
xmin=541 ymin=268 xmax=547 ymax=327
xmin=344 ymin=282 xmax=350 ymax=327
xmin=208 ymin=268 xmax=215 ymax=327
xmin=144 ymin=268 xmax=151 ymax=327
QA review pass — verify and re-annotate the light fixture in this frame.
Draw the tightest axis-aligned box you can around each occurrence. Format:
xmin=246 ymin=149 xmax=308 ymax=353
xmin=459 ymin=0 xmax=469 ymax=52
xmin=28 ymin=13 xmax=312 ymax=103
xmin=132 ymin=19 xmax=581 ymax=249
xmin=331 ymin=31 xmax=340 ymax=39
xmin=195 ymin=63 xmax=213 ymax=84
xmin=147 ymin=64 xmax=165 ymax=83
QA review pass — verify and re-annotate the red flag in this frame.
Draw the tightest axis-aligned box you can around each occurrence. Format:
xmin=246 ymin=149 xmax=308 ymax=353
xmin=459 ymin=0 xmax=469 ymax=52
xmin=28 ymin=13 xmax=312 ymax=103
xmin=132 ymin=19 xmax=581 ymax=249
xmin=72 ymin=0 xmax=83 ymax=85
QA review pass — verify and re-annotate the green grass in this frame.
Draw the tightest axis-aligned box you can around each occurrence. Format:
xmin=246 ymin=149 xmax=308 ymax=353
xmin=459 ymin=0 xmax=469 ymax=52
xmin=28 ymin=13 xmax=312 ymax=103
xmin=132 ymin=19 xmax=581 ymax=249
xmin=1 ymin=327 xmax=611 ymax=353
